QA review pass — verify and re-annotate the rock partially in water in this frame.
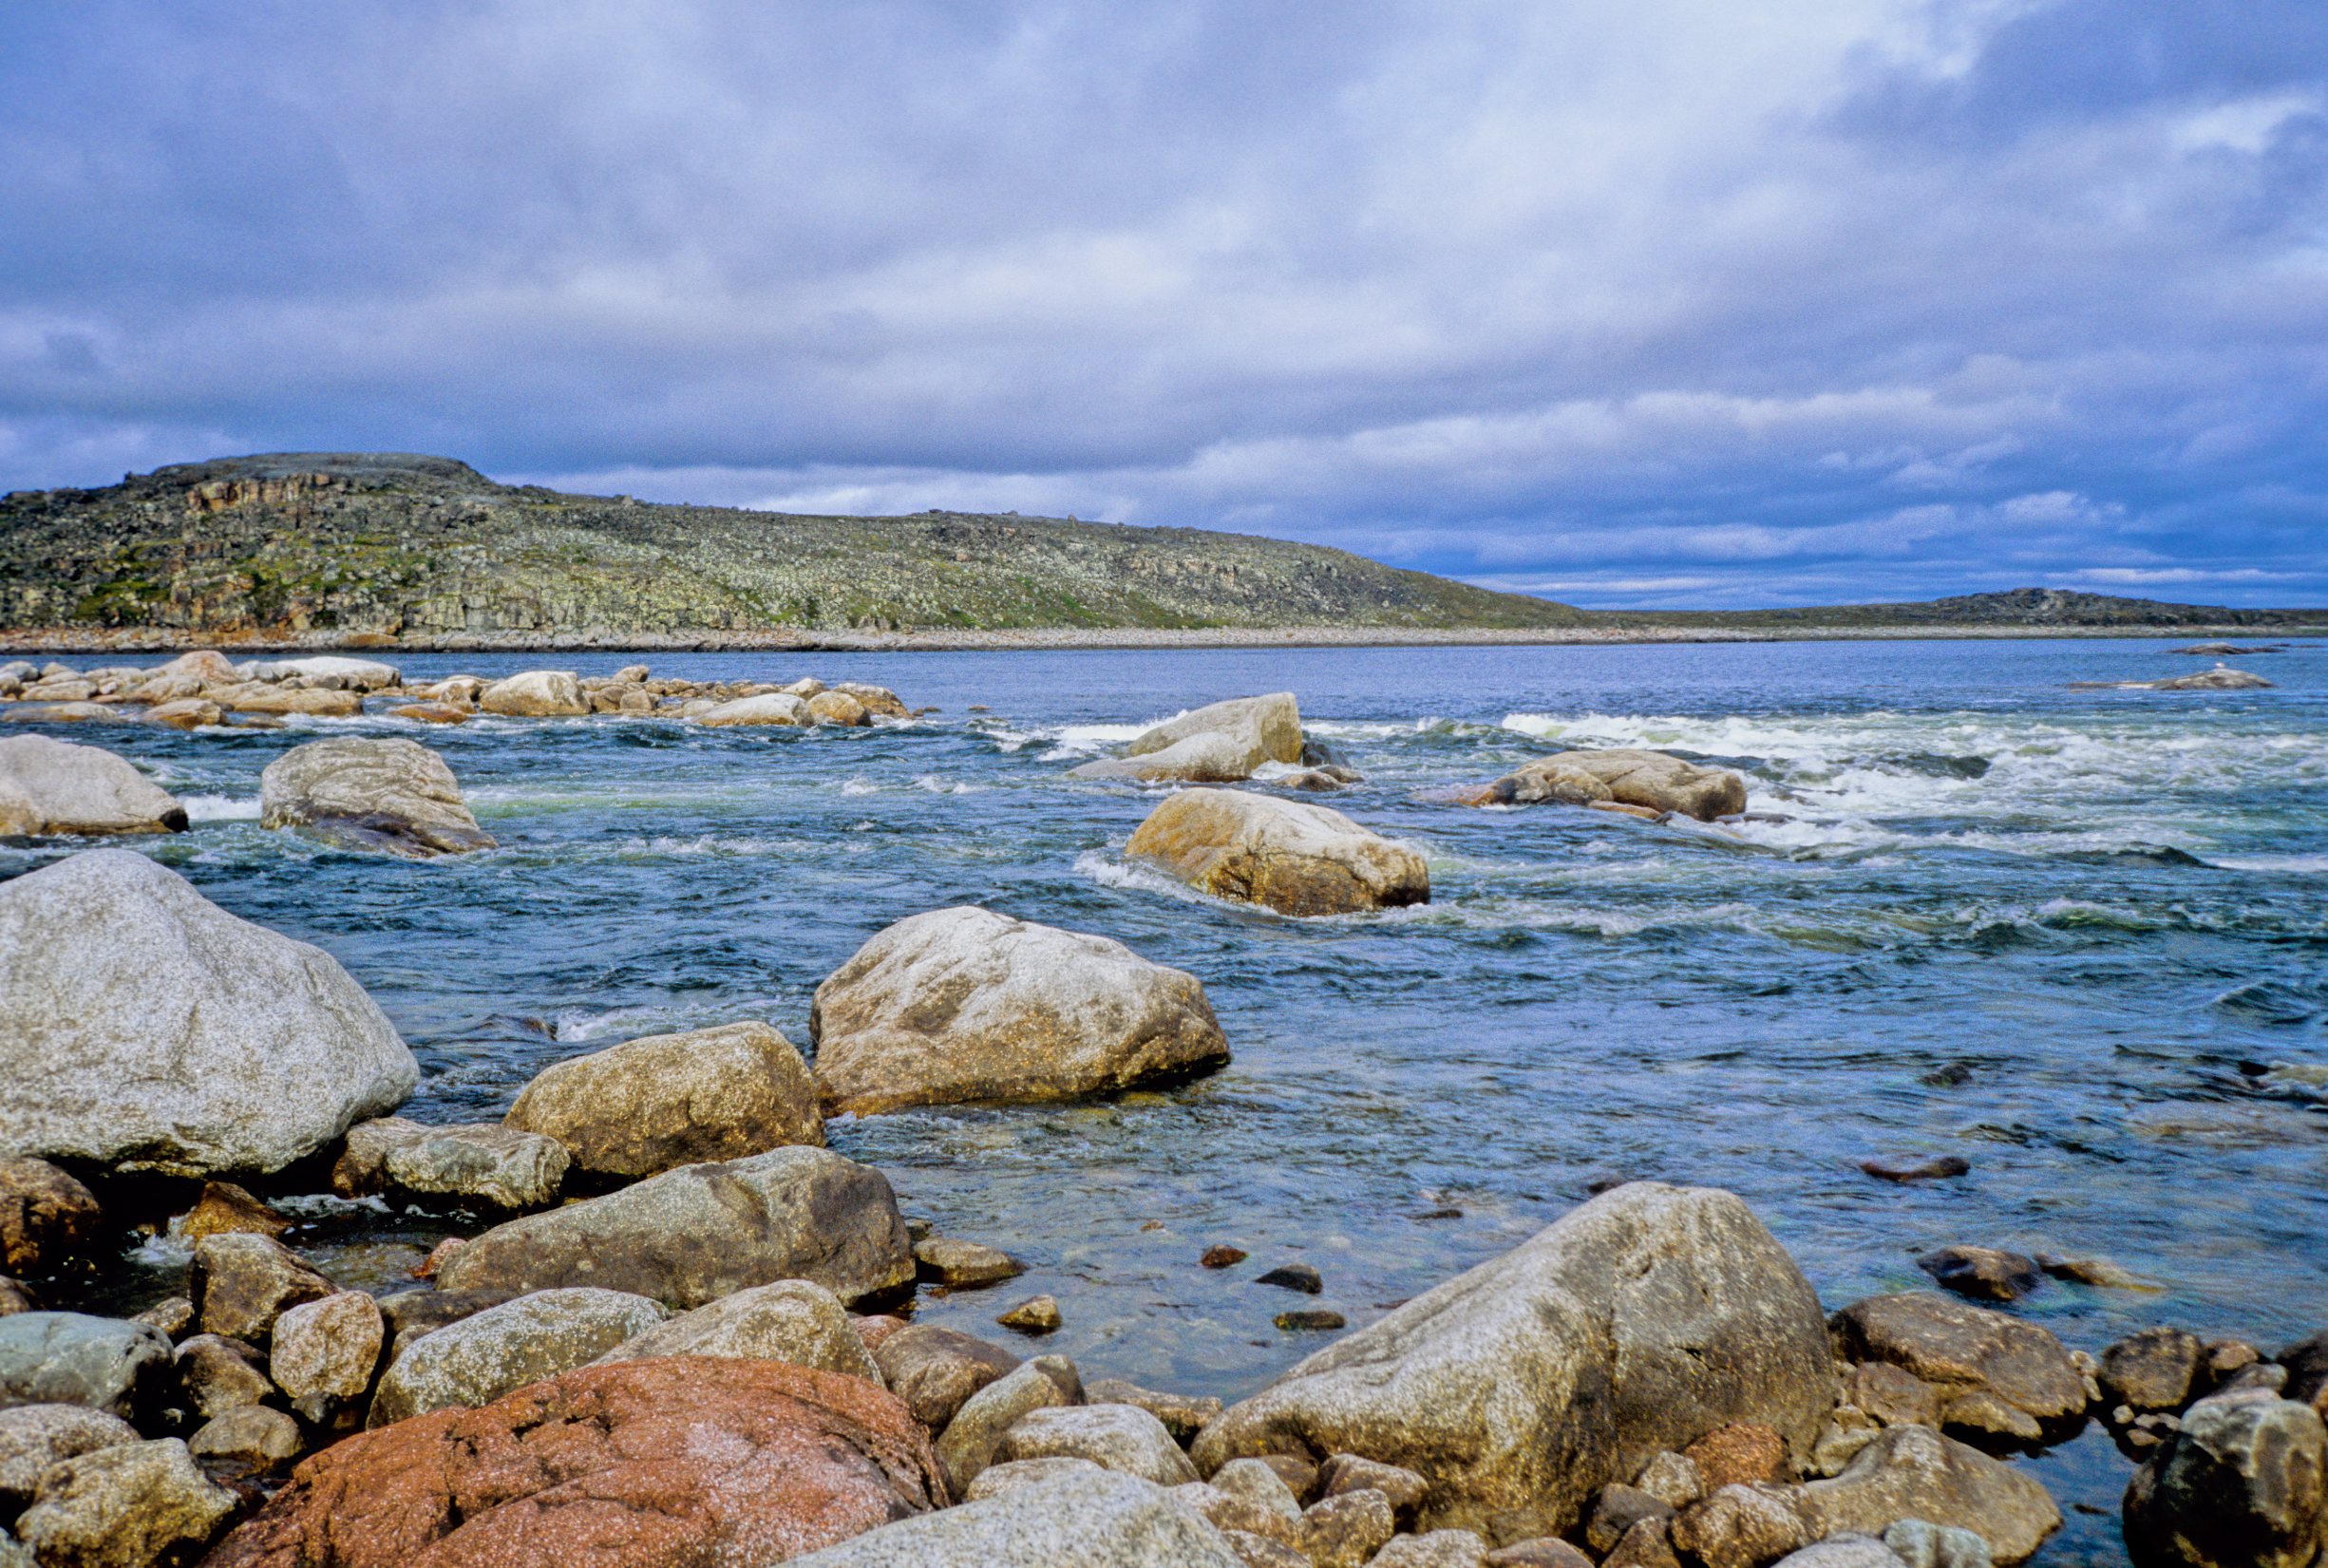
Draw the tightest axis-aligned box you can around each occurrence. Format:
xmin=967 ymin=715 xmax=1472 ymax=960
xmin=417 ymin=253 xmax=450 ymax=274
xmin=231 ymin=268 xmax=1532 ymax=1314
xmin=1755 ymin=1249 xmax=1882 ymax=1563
xmin=145 ymin=698 xmax=225 ymax=730
xmin=368 ymin=1287 xmax=667 ymax=1426
xmin=0 ymin=849 xmax=417 ymax=1178
xmin=810 ymin=906 xmax=1231 ymax=1114
xmin=998 ymin=1295 xmax=1063 ymax=1334
xmin=1793 ymin=1426 xmax=2058 ymax=1565
xmin=331 ymin=1118 xmax=568 ymax=1213
xmin=505 ymin=1019 xmax=824 ymax=1179
xmin=1915 ymin=1248 xmax=2042 ymax=1304
xmin=785 ymin=1466 xmax=1245 ymax=1568
xmin=2100 ymin=1328 xmax=2205 ymax=1414
xmin=2071 ymin=665 xmax=2274 ymax=692
xmin=872 ymin=1324 xmax=1021 ymax=1430
xmin=1191 ymin=1182 xmax=1836 ymax=1542
xmin=239 ymin=655 xmax=401 ymax=690
xmin=0 ymin=1159 xmax=103 ymax=1275
xmin=2122 ymin=1388 xmax=2326 ymax=1568
xmin=202 ymin=682 xmax=364 ymax=717
xmin=808 ymin=690 xmax=872 ymax=727
xmin=697 ymin=691 xmax=811 ymax=726
xmin=178 ymin=1181 xmax=291 ymax=1242
xmin=1463 ymin=748 xmax=1748 ymax=822
xmin=1072 ymin=694 xmax=1304 ymax=783
xmin=1830 ymin=1294 xmax=2087 ymax=1448
xmin=1860 ymin=1157 xmax=1971 ymax=1184
xmin=914 ymin=1236 xmax=1025 ymax=1288
xmin=1126 ymin=787 xmax=1429 ymax=916
xmin=258 ymin=737 xmax=495 ymax=859
xmin=0 ymin=735 xmax=186 ymax=837
xmin=210 ymin=1357 xmax=944 ymax=1568
xmin=1256 ymin=1263 xmax=1322 ymax=1294
xmin=434 ymin=1145 xmax=914 ymax=1309
xmin=477 ymin=669 xmax=587 ymax=716
xmin=14 ymin=1437 xmax=236 ymax=1568
xmin=0 ymin=1405 xmax=139 ymax=1508
xmin=594 ymin=1278 xmax=882 ymax=1384
xmin=0 ymin=1314 xmax=171 ymax=1419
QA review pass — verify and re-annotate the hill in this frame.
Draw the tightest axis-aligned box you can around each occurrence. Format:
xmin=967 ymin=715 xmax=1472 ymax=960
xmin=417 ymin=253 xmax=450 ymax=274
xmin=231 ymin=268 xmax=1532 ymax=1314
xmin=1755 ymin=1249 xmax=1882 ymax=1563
xmin=1626 ymin=587 xmax=2322 ymax=631
xmin=0 ymin=452 xmax=1588 ymax=642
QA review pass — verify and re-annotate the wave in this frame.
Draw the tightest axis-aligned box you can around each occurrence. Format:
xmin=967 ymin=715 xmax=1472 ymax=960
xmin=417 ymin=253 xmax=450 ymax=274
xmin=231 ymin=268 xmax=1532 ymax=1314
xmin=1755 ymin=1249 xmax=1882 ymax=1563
xmin=180 ymin=793 xmax=260 ymax=822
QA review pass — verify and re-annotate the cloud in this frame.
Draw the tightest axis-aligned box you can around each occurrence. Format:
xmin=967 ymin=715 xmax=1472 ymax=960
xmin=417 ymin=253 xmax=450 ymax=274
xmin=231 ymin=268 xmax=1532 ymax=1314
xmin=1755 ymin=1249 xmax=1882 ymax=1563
xmin=0 ymin=0 xmax=2323 ymax=606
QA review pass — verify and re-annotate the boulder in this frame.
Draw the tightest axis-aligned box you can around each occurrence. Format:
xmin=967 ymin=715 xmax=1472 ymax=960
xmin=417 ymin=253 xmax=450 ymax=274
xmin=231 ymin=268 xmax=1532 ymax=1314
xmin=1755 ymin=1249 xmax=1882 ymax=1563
xmin=830 ymin=683 xmax=910 ymax=719
xmin=0 ymin=1159 xmax=103 ymax=1275
xmin=595 ymin=1279 xmax=881 ymax=1384
xmin=783 ymin=1466 xmax=1244 ymax=1567
xmin=1670 ymin=1484 xmax=1808 ymax=1568
xmin=1772 ymin=1540 xmax=1907 ymax=1568
xmin=698 ymin=693 xmax=811 ymax=727
xmin=1466 ymin=749 xmax=1747 ymax=822
xmin=1000 ymin=1403 xmax=1201 ymax=1485
xmin=145 ymin=698 xmax=224 ymax=730
xmin=504 ymin=1020 xmax=823 ymax=1180
xmin=174 ymin=1334 xmax=274 ymax=1420
xmin=187 ymin=1405 xmax=303 ymax=1475
xmin=0 ymin=736 xmax=186 ymax=836
xmin=0 ymin=1282 xmax=29 ymax=1317
xmin=1792 ymin=1426 xmax=2059 ymax=1565
xmin=178 ymin=1181 xmax=291 ymax=1241
xmin=190 ymin=1235 xmax=335 ymax=1345
xmin=1070 ymin=695 xmax=1303 ymax=783
xmin=434 ymin=1146 xmax=914 ymax=1309
xmin=202 ymin=683 xmax=364 ymax=717
xmin=477 ymin=670 xmax=587 ymax=716
xmin=369 ymin=1287 xmax=667 ymax=1426
xmin=258 ymin=737 xmax=496 ymax=858
xmin=2123 ymin=1389 xmax=2326 ymax=1568
xmin=936 ymin=1355 xmax=1083 ymax=1495
xmin=0 ymin=850 xmax=417 ymax=1177
xmin=374 ymin=1286 xmax=518 ymax=1361
xmin=871 ymin=1324 xmax=1022 ymax=1430
xmin=1372 ymin=1531 xmax=1492 ymax=1567
xmin=268 ymin=1292 xmax=384 ymax=1421
xmin=14 ymin=1438 xmax=236 ymax=1568
xmin=0 ymin=1315 xmax=170 ymax=1419
xmin=2100 ymin=1328 xmax=2205 ymax=1414
xmin=1685 ymin=1422 xmax=1791 ymax=1489
xmin=1299 ymin=1488 xmax=1398 ymax=1567
xmin=205 ymin=1357 xmax=944 ymax=1568
xmin=1190 ymin=1183 xmax=1835 ymax=1542
xmin=969 ymin=1456 xmax=1105 ymax=1502
xmin=809 ymin=907 xmax=1231 ymax=1114
xmin=1915 ymin=1248 xmax=2040 ymax=1304
xmin=388 ymin=702 xmax=468 ymax=725
xmin=1088 ymin=1378 xmax=1224 ymax=1444
xmin=240 ymin=656 xmax=401 ymax=690
xmin=331 ymin=1118 xmax=567 ymax=1212
xmin=808 ymin=690 xmax=872 ymax=727
xmin=0 ymin=1405 xmax=138 ymax=1508
xmin=149 ymin=651 xmax=240 ymax=687
xmin=1830 ymin=1295 xmax=2086 ymax=1447
xmin=1126 ymin=788 xmax=1429 ymax=916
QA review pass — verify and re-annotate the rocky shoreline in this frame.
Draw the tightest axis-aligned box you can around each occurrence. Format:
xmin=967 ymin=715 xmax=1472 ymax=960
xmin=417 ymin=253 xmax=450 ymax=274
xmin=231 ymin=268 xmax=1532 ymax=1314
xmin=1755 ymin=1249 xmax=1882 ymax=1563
xmin=0 ymin=667 xmax=2320 ymax=1566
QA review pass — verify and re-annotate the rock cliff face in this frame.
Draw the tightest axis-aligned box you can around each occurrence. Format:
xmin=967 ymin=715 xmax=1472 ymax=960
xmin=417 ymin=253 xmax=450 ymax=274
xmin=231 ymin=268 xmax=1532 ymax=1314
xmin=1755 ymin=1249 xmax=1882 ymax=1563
xmin=0 ymin=453 xmax=1584 ymax=640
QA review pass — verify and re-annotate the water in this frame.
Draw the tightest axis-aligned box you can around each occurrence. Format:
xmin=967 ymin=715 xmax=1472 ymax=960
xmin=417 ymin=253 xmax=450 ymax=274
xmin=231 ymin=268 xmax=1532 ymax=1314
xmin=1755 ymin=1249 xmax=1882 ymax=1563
xmin=7 ymin=636 xmax=2324 ymax=1560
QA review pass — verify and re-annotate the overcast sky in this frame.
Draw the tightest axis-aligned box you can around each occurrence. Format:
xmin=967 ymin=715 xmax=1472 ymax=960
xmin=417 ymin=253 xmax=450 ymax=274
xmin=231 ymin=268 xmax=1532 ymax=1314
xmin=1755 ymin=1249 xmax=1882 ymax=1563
xmin=3 ymin=2 xmax=2324 ymax=607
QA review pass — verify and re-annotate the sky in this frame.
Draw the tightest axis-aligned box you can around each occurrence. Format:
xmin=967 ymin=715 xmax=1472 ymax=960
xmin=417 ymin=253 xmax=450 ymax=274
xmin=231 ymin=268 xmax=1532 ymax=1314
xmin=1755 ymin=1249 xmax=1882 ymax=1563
xmin=2 ymin=2 xmax=2325 ymax=609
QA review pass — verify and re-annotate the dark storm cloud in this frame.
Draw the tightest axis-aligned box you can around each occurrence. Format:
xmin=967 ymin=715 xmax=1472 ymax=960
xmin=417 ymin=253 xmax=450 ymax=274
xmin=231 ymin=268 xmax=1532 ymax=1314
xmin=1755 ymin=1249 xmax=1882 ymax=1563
xmin=2 ymin=0 xmax=2324 ymax=606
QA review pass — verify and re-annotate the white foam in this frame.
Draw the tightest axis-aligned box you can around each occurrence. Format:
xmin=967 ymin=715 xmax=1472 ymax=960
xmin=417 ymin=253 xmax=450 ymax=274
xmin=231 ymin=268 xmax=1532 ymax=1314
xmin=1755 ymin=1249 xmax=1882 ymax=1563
xmin=180 ymin=794 xmax=260 ymax=822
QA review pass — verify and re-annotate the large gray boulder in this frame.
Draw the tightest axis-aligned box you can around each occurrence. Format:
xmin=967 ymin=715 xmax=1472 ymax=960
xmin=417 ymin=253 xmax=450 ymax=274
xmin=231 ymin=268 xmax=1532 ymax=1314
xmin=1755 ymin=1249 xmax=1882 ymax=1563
xmin=1126 ymin=788 xmax=1429 ymax=916
xmin=2123 ymin=1389 xmax=2326 ymax=1568
xmin=0 ymin=851 xmax=415 ymax=1176
xmin=238 ymin=655 xmax=400 ymax=690
xmin=1191 ymin=1183 xmax=1835 ymax=1543
xmin=331 ymin=1118 xmax=568 ymax=1212
xmin=477 ymin=670 xmax=587 ymax=716
xmin=786 ymin=1466 xmax=1245 ymax=1567
xmin=1831 ymin=1294 xmax=2087 ymax=1447
xmin=1794 ymin=1426 xmax=2061 ymax=1565
xmin=258 ymin=736 xmax=495 ymax=858
xmin=0 ymin=1404 xmax=139 ymax=1508
xmin=434 ymin=1145 xmax=914 ymax=1309
xmin=368 ymin=1287 xmax=669 ymax=1426
xmin=697 ymin=692 xmax=811 ymax=727
xmin=810 ymin=907 xmax=1231 ymax=1115
xmin=15 ymin=1437 xmax=236 ymax=1567
xmin=1465 ymin=749 xmax=1747 ymax=822
xmin=0 ymin=736 xmax=186 ymax=837
xmin=1000 ymin=1403 xmax=1201 ymax=1485
xmin=592 ymin=1278 xmax=880 ymax=1383
xmin=504 ymin=1020 xmax=824 ymax=1179
xmin=1071 ymin=695 xmax=1303 ymax=783
xmin=0 ymin=1314 xmax=171 ymax=1419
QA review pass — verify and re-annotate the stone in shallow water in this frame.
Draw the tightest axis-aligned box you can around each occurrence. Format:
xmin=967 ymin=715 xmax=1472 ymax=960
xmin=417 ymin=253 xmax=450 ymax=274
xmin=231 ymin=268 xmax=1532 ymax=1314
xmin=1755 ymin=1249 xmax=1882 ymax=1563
xmin=0 ymin=1158 xmax=103 ymax=1275
xmin=0 ymin=734 xmax=186 ymax=836
xmin=1255 ymin=1262 xmax=1321 ymax=1294
xmin=258 ymin=736 xmax=495 ymax=858
xmin=190 ymin=1235 xmax=335 ymax=1346
xmin=1915 ymin=1247 xmax=2041 ymax=1303
xmin=1125 ymin=788 xmax=1429 ymax=916
xmin=914 ymin=1236 xmax=1024 ymax=1288
xmin=997 ymin=1295 xmax=1062 ymax=1334
xmin=1792 ymin=1426 xmax=2058 ymax=1565
xmin=178 ymin=1181 xmax=290 ymax=1242
xmin=1829 ymin=1294 xmax=2086 ymax=1448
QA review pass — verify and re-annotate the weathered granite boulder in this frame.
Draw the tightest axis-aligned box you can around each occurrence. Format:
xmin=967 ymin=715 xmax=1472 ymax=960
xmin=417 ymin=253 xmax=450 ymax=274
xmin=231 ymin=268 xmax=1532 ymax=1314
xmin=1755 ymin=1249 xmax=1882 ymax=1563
xmin=2123 ymin=1389 xmax=2326 ymax=1568
xmin=808 ymin=690 xmax=872 ymax=727
xmin=374 ymin=1287 xmax=519 ymax=1362
xmin=187 ymin=1405 xmax=303 ymax=1475
xmin=203 ymin=683 xmax=364 ymax=717
xmin=178 ymin=1181 xmax=290 ymax=1241
xmin=0 ymin=1314 xmax=171 ymax=1418
xmin=1793 ymin=1426 xmax=2060 ymax=1565
xmin=2100 ymin=1328 xmax=2205 ymax=1414
xmin=871 ymin=1324 xmax=1021 ymax=1430
xmin=1088 ymin=1379 xmax=1224 ymax=1445
xmin=0 ymin=1405 xmax=138 ymax=1508
xmin=0 ymin=1159 xmax=103 ymax=1275
xmin=174 ymin=1333 xmax=273 ymax=1423
xmin=810 ymin=907 xmax=1231 ymax=1114
xmin=785 ymin=1466 xmax=1244 ymax=1567
xmin=145 ymin=698 xmax=225 ymax=730
xmin=207 ymin=1357 xmax=944 ymax=1568
xmin=477 ymin=670 xmax=587 ymax=716
xmin=937 ymin=1355 xmax=1084 ymax=1495
xmin=1071 ymin=695 xmax=1305 ymax=784
xmin=1001 ymin=1403 xmax=1201 ymax=1485
xmin=149 ymin=651 xmax=240 ymax=687
xmin=0 ymin=736 xmax=186 ymax=836
xmin=1465 ymin=749 xmax=1747 ymax=822
xmin=1190 ymin=1183 xmax=1835 ymax=1542
xmin=368 ymin=1287 xmax=668 ymax=1426
xmin=1830 ymin=1295 xmax=2086 ymax=1447
xmin=434 ymin=1146 xmax=914 ymax=1308
xmin=240 ymin=656 xmax=401 ymax=690
xmin=595 ymin=1279 xmax=881 ymax=1384
xmin=14 ymin=1437 xmax=236 ymax=1568
xmin=504 ymin=1020 xmax=824 ymax=1179
xmin=698 ymin=692 xmax=811 ymax=727
xmin=0 ymin=850 xmax=417 ymax=1177
xmin=190 ymin=1235 xmax=336 ymax=1346
xmin=1126 ymin=788 xmax=1429 ymax=916
xmin=330 ymin=1118 xmax=567 ymax=1212
xmin=258 ymin=737 xmax=495 ymax=859
xmin=268 ymin=1292 xmax=384 ymax=1422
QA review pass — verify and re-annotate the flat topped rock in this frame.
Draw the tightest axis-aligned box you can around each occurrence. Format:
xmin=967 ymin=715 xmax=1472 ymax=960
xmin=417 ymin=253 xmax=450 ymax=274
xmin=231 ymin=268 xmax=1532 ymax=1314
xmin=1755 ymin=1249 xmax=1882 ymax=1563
xmin=1126 ymin=787 xmax=1429 ymax=916
xmin=0 ymin=735 xmax=186 ymax=837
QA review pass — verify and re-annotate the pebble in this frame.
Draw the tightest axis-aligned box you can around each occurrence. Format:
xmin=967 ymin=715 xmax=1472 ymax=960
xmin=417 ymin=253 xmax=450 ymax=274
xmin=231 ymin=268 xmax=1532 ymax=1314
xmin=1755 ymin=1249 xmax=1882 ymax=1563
xmin=995 ymin=1295 xmax=1061 ymax=1334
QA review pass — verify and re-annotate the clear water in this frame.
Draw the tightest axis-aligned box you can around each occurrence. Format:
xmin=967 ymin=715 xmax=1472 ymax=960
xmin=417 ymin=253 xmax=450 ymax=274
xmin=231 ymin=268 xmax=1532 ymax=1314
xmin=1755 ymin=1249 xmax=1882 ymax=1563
xmin=7 ymin=636 xmax=2324 ymax=1561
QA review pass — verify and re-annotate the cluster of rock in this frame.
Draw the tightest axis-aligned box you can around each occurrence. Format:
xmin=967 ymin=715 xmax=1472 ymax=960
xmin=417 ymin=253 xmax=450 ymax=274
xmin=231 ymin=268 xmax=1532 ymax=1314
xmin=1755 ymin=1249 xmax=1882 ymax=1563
xmin=0 ymin=652 xmax=916 ymax=730
xmin=1455 ymin=748 xmax=1751 ymax=823
xmin=2070 ymin=664 xmax=2275 ymax=692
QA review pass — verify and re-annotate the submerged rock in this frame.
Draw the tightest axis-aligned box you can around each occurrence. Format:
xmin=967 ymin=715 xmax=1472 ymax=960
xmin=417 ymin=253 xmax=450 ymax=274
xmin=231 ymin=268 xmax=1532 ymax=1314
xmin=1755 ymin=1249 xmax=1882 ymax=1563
xmin=434 ymin=1145 xmax=914 ymax=1308
xmin=368 ymin=1287 xmax=668 ymax=1426
xmin=0 ymin=735 xmax=186 ymax=836
xmin=1125 ymin=787 xmax=1429 ymax=916
xmin=785 ymin=1466 xmax=1244 ymax=1567
xmin=810 ymin=906 xmax=1231 ymax=1114
xmin=258 ymin=736 xmax=496 ymax=858
xmin=0 ymin=850 xmax=417 ymax=1177
xmin=1191 ymin=1182 xmax=1836 ymax=1541
xmin=477 ymin=669 xmax=588 ymax=716
xmin=504 ymin=1019 xmax=824 ymax=1179
xmin=209 ymin=1357 xmax=945 ymax=1568
xmin=1463 ymin=748 xmax=1747 ymax=822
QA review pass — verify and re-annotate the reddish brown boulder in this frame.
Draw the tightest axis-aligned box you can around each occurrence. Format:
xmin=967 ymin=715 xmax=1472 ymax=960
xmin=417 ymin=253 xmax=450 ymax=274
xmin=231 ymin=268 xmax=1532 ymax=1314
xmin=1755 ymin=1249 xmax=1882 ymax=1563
xmin=201 ymin=1355 xmax=945 ymax=1568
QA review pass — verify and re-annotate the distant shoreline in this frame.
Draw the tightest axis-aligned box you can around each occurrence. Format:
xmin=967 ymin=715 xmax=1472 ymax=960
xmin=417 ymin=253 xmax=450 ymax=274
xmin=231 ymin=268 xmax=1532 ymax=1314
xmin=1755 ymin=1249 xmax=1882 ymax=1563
xmin=2 ymin=621 xmax=2319 ymax=655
